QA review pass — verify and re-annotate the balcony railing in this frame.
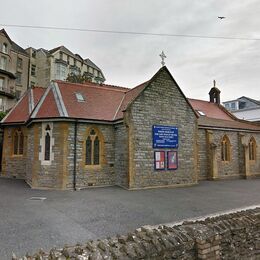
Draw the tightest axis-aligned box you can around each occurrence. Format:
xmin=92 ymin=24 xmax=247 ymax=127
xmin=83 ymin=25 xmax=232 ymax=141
xmin=0 ymin=87 xmax=16 ymax=98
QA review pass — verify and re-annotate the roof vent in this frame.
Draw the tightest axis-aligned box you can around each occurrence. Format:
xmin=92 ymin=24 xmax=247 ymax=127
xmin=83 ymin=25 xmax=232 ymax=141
xmin=75 ymin=92 xmax=85 ymax=102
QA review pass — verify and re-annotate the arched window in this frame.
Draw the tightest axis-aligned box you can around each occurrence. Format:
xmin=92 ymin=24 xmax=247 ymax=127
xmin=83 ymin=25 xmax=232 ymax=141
xmin=221 ymin=135 xmax=231 ymax=161
xmin=85 ymin=129 xmax=102 ymax=165
xmin=249 ymin=137 xmax=256 ymax=161
xmin=44 ymin=125 xmax=51 ymax=161
xmin=39 ymin=123 xmax=54 ymax=165
xmin=13 ymin=129 xmax=24 ymax=155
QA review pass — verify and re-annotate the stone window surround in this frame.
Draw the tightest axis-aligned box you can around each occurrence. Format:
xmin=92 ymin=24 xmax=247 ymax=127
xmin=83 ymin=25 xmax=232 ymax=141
xmin=249 ymin=136 xmax=257 ymax=162
xmin=39 ymin=122 xmax=55 ymax=165
xmin=82 ymin=127 xmax=105 ymax=169
xmin=2 ymin=43 xmax=8 ymax=54
xmin=221 ymin=135 xmax=231 ymax=162
xmin=12 ymin=128 xmax=24 ymax=156
xmin=0 ymin=56 xmax=7 ymax=70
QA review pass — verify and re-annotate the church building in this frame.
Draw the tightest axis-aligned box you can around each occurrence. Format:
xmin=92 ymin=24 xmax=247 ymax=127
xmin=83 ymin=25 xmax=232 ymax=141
xmin=1 ymin=66 xmax=260 ymax=190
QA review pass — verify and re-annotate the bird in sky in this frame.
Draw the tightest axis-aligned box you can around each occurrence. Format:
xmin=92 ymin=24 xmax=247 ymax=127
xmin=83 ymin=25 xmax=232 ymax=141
xmin=218 ymin=16 xmax=226 ymax=19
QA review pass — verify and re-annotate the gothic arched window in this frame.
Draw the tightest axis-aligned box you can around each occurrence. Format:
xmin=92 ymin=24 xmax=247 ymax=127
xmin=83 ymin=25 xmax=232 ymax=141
xmin=221 ymin=135 xmax=231 ymax=161
xmin=249 ymin=137 xmax=256 ymax=161
xmin=44 ymin=125 xmax=51 ymax=161
xmin=85 ymin=129 xmax=102 ymax=165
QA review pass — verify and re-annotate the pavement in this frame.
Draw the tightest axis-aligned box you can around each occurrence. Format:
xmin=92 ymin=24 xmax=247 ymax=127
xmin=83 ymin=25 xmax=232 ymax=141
xmin=0 ymin=178 xmax=259 ymax=259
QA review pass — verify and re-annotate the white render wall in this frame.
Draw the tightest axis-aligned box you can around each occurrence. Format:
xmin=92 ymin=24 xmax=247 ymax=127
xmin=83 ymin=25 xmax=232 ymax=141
xmin=232 ymin=108 xmax=260 ymax=121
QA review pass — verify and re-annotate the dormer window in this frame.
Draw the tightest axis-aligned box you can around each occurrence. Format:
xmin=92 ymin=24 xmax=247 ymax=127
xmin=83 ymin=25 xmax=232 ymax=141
xmin=75 ymin=92 xmax=85 ymax=102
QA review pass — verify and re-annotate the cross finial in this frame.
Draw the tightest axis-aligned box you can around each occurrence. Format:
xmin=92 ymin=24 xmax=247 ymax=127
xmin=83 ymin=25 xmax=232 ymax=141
xmin=213 ymin=80 xmax=216 ymax=87
xmin=159 ymin=51 xmax=166 ymax=66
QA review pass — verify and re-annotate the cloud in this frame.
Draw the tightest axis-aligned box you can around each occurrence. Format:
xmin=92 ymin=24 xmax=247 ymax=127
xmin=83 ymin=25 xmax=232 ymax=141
xmin=1 ymin=0 xmax=260 ymax=102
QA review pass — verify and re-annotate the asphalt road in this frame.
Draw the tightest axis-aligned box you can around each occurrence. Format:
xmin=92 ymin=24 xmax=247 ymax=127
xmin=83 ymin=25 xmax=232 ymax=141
xmin=0 ymin=178 xmax=259 ymax=259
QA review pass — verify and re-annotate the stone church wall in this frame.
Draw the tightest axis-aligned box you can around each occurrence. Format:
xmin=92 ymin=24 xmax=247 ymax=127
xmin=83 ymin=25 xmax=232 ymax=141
xmin=26 ymin=122 xmax=69 ymax=189
xmin=1 ymin=126 xmax=28 ymax=179
xmin=114 ymin=123 xmax=129 ymax=188
xmin=197 ymin=129 xmax=209 ymax=180
xmin=126 ymin=69 xmax=198 ymax=189
xmin=197 ymin=129 xmax=260 ymax=179
xmin=66 ymin=123 xmax=116 ymax=189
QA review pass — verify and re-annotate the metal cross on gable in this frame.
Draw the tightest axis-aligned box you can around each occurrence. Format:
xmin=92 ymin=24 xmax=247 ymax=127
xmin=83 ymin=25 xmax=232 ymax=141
xmin=159 ymin=51 xmax=166 ymax=66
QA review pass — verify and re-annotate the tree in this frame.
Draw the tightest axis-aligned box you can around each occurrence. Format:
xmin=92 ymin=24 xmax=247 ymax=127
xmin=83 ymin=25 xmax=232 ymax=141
xmin=66 ymin=73 xmax=92 ymax=84
xmin=0 ymin=111 xmax=7 ymax=121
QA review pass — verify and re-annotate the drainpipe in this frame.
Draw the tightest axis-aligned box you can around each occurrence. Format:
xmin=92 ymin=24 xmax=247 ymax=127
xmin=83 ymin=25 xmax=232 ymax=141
xmin=73 ymin=120 xmax=78 ymax=191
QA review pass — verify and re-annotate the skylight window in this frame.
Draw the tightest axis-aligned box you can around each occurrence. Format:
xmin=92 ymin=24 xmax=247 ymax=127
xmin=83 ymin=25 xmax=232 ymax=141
xmin=75 ymin=92 xmax=85 ymax=102
xmin=197 ymin=110 xmax=206 ymax=116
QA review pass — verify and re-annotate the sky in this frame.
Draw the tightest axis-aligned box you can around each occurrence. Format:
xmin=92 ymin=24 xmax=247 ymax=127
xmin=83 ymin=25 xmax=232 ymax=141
xmin=1 ymin=0 xmax=260 ymax=102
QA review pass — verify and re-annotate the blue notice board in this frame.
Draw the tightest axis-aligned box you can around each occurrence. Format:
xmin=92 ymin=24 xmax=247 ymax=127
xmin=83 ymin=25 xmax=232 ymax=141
xmin=153 ymin=125 xmax=178 ymax=148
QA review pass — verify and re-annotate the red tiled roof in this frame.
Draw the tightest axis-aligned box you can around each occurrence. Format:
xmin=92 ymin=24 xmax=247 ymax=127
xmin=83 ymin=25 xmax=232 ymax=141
xmin=2 ymin=68 xmax=260 ymax=132
xmin=114 ymin=81 xmax=149 ymax=120
xmin=57 ymin=81 xmax=127 ymax=121
xmin=34 ymin=89 xmax=60 ymax=118
xmin=3 ymin=94 xmax=29 ymax=124
xmin=2 ymin=87 xmax=45 ymax=124
xmin=188 ymin=98 xmax=233 ymax=121
xmin=198 ymin=117 xmax=260 ymax=131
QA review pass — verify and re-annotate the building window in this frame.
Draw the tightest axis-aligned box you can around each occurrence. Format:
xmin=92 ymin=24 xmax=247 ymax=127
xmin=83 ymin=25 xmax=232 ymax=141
xmin=39 ymin=123 xmax=54 ymax=165
xmin=0 ymin=98 xmax=3 ymax=111
xmin=15 ymin=90 xmax=21 ymax=99
xmin=55 ymin=63 xmax=67 ymax=80
xmin=75 ymin=92 xmax=85 ymax=102
xmin=2 ymin=43 xmax=8 ymax=53
xmin=17 ymin=57 xmax=23 ymax=69
xmin=13 ymin=129 xmax=24 ymax=155
xmin=32 ymin=50 xmax=36 ymax=58
xmin=85 ymin=129 xmax=102 ymax=165
xmin=0 ymin=77 xmax=4 ymax=90
xmin=249 ymin=137 xmax=256 ymax=161
xmin=30 ymin=81 xmax=35 ymax=88
xmin=0 ymin=56 xmax=7 ymax=70
xmin=16 ymin=72 xmax=22 ymax=85
xmin=31 ymin=64 xmax=36 ymax=76
xmin=221 ymin=135 xmax=231 ymax=161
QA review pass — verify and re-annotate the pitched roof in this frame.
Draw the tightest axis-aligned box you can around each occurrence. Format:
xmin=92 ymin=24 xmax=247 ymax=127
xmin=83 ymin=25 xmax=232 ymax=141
xmin=2 ymin=87 xmax=45 ymax=124
xmin=189 ymin=98 xmax=260 ymax=131
xmin=11 ymin=42 xmax=29 ymax=57
xmin=0 ymin=28 xmax=28 ymax=56
xmin=188 ymin=98 xmax=234 ymax=121
xmin=2 ymin=66 xmax=260 ymax=132
xmin=198 ymin=117 xmax=260 ymax=131
xmin=0 ymin=28 xmax=12 ymax=43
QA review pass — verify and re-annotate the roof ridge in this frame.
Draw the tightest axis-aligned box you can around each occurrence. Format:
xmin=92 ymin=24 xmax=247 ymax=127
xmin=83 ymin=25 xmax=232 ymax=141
xmin=52 ymin=82 xmax=68 ymax=117
xmin=56 ymin=80 xmax=128 ymax=92
xmin=31 ymin=85 xmax=52 ymax=119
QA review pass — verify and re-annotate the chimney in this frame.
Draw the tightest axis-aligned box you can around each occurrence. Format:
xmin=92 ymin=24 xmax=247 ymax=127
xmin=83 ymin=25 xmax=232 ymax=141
xmin=209 ymin=80 xmax=221 ymax=104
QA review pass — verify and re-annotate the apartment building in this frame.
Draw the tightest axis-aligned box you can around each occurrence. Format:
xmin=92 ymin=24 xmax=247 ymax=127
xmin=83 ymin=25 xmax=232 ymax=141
xmin=0 ymin=29 xmax=29 ymax=112
xmin=223 ymin=96 xmax=260 ymax=122
xmin=26 ymin=45 xmax=105 ymax=88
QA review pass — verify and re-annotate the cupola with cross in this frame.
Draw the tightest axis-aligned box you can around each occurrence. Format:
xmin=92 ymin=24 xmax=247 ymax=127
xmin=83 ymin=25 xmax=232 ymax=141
xmin=209 ymin=80 xmax=221 ymax=104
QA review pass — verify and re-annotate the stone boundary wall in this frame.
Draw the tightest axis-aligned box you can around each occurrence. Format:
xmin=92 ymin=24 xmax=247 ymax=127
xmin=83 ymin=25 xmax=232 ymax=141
xmin=14 ymin=208 xmax=260 ymax=259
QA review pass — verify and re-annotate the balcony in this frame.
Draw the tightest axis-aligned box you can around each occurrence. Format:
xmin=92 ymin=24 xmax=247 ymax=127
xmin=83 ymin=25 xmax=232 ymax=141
xmin=0 ymin=69 xmax=16 ymax=79
xmin=0 ymin=87 xmax=16 ymax=99
xmin=55 ymin=59 xmax=68 ymax=66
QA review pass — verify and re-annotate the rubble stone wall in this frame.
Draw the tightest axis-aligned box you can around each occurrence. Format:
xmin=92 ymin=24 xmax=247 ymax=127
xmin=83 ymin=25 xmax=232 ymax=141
xmin=16 ymin=207 xmax=260 ymax=260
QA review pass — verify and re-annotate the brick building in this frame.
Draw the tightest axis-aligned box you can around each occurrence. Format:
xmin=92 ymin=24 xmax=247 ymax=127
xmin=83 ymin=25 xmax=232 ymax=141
xmin=1 ymin=66 xmax=260 ymax=190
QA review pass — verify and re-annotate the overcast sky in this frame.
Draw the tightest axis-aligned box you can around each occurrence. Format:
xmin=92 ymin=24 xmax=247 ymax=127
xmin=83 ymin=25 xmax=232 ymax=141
xmin=1 ymin=0 xmax=260 ymax=102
